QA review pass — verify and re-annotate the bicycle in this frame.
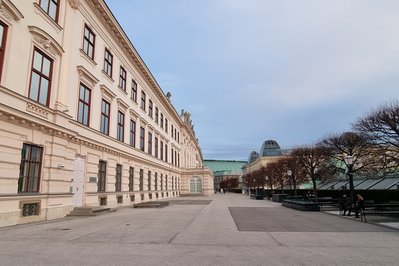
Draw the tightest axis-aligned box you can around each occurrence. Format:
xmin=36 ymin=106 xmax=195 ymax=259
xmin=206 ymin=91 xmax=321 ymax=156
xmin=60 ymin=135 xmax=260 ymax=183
xmin=355 ymin=203 xmax=367 ymax=223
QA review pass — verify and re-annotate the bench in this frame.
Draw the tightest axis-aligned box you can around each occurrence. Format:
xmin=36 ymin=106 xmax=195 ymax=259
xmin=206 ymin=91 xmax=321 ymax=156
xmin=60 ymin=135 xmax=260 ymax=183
xmin=363 ymin=203 xmax=399 ymax=216
xmin=282 ymin=199 xmax=320 ymax=211
xmin=250 ymin=194 xmax=264 ymax=200
xmin=272 ymin=194 xmax=289 ymax=202
xmin=318 ymin=198 xmax=341 ymax=211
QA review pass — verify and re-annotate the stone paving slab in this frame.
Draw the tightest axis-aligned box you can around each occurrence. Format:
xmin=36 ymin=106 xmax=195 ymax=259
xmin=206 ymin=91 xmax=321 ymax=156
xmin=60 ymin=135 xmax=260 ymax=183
xmin=324 ymin=210 xmax=399 ymax=230
xmin=169 ymin=200 xmax=213 ymax=205
xmin=1 ymin=194 xmax=399 ymax=266
xmin=230 ymin=207 xmax=396 ymax=232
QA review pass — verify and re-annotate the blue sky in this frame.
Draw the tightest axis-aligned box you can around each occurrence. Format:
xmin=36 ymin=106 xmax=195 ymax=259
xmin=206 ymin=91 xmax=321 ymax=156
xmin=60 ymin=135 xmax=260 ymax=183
xmin=105 ymin=0 xmax=399 ymax=161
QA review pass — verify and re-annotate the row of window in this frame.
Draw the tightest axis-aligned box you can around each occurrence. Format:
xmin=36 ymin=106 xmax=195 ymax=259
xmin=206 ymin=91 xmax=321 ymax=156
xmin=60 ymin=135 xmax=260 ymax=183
xmin=81 ymin=24 xmax=179 ymax=140
xmin=12 ymin=4 xmax=180 ymax=142
xmin=24 ymin=47 xmax=178 ymax=163
xmin=98 ymin=161 xmax=180 ymax=193
xmin=24 ymin=34 xmax=179 ymax=146
xmin=17 ymin=143 xmax=180 ymax=193
xmin=98 ymin=97 xmax=179 ymax=164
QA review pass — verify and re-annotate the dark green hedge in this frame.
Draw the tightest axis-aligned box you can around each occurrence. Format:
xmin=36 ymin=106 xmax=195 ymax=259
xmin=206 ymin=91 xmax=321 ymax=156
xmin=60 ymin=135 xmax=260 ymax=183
xmin=266 ymin=189 xmax=399 ymax=202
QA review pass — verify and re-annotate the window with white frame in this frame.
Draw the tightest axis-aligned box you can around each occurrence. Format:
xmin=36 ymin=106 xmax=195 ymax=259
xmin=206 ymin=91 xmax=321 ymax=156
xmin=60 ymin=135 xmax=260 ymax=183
xmin=0 ymin=20 xmax=8 ymax=82
xmin=29 ymin=48 xmax=53 ymax=106
xmin=119 ymin=66 xmax=126 ymax=91
xmin=39 ymin=0 xmax=59 ymax=22
xmin=18 ymin=144 xmax=43 ymax=193
xmin=82 ymin=25 xmax=95 ymax=60
xmin=117 ymin=111 xmax=125 ymax=142
xmin=100 ymin=99 xmax=110 ymax=135
xmin=115 ymin=164 xmax=122 ymax=192
xmin=130 ymin=120 xmax=136 ymax=147
xmin=103 ymin=48 xmax=113 ymax=77
xmin=131 ymin=80 xmax=137 ymax=102
xmin=77 ymin=83 xmax=91 ymax=126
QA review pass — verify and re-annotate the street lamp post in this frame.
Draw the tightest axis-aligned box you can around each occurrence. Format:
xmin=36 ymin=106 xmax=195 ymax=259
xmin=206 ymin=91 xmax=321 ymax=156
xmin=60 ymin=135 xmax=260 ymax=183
xmin=287 ymin=170 xmax=292 ymax=196
xmin=344 ymin=155 xmax=355 ymax=205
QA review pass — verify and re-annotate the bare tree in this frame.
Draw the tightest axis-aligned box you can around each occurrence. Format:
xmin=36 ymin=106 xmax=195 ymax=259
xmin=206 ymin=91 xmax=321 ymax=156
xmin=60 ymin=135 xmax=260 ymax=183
xmin=353 ymin=101 xmax=399 ymax=172
xmin=321 ymin=131 xmax=375 ymax=203
xmin=220 ymin=177 xmax=239 ymax=191
xmin=265 ymin=160 xmax=287 ymax=193
xmin=321 ymin=131 xmax=375 ymax=175
xmin=253 ymin=168 xmax=266 ymax=189
xmin=291 ymin=145 xmax=334 ymax=197
xmin=280 ymin=156 xmax=309 ymax=196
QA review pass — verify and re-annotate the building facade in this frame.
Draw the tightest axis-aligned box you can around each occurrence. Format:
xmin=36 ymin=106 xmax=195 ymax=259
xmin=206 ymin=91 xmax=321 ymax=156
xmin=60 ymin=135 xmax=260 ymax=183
xmin=242 ymin=140 xmax=287 ymax=190
xmin=203 ymin=160 xmax=247 ymax=191
xmin=244 ymin=140 xmax=286 ymax=173
xmin=0 ymin=0 xmax=213 ymax=227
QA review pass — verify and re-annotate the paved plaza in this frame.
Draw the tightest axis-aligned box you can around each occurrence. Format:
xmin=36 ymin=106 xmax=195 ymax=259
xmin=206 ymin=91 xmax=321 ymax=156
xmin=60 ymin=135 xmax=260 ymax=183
xmin=1 ymin=194 xmax=399 ymax=266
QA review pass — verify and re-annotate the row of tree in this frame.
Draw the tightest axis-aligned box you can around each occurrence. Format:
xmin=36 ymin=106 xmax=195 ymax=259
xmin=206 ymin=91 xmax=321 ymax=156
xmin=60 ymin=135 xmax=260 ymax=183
xmin=243 ymin=101 xmax=399 ymax=197
xmin=219 ymin=177 xmax=239 ymax=190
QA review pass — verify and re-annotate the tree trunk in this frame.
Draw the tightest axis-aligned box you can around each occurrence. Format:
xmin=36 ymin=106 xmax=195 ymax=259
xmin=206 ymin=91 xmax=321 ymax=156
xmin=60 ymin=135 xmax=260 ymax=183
xmin=312 ymin=177 xmax=318 ymax=197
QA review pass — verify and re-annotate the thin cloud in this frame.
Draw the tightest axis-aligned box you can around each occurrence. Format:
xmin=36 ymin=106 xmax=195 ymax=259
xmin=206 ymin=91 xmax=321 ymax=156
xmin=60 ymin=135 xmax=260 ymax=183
xmin=106 ymin=0 xmax=399 ymax=160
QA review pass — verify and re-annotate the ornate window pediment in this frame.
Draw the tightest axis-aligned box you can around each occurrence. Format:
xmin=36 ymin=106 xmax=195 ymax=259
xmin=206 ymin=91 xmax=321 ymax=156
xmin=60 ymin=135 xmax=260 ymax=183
xmin=116 ymin=98 xmax=128 ymax=112
xmin=0 ymin=0 xmax=24 ymax=24
xmin=100 ymin=84 xmax=116 ymax=103
xmin=129 ymin=108 xmax=139 ymax=120
xmin=29 ymin=26 xmax=64 ymax=57
xmin=77 ymin=65 xmax=98 ymax=86
xmin=68 ymin=0 xmax=81 ymax=10
xmin=140 ymin=117 xmax=148 ymax=126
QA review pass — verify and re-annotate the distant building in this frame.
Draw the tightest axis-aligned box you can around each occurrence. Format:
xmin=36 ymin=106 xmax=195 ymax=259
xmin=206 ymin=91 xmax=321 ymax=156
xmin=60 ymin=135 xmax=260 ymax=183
xmin=0 ymin=0 xmax=213 ymax=228
xmin=203 ymin=160 xmax=247 ymax=190
xmin=242 ymin=140 xmax=287 ymax=190
xmin=244 ymin=140 xmax=287 ymax=172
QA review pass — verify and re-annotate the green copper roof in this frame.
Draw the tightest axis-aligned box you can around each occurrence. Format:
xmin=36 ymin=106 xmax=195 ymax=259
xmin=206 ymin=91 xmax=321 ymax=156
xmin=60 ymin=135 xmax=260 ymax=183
xmin=203 ymin=160 xmax=247 ymax=176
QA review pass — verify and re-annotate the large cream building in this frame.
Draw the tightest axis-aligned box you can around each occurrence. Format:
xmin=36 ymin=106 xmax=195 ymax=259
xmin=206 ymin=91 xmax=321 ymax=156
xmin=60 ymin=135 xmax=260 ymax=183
xmin=244 ymin=140 xmax=286 ymax=174
xmin=0 ymin=0 xmax=213 ymax=227
xmin=242 ymin=140 xmax=287 ymax=191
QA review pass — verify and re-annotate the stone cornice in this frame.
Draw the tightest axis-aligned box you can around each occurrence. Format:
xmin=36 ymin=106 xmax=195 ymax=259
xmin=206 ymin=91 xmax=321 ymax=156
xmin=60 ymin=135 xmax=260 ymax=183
xmin=0 ymin=0 xmax=24 ymax=22
xmin=0 ymin=105 xmax=175 ymax=170
xmin=85 ymin=1 xmax=203 ymax=160
xmin=86 ymin=0 xmax=182 ymax=124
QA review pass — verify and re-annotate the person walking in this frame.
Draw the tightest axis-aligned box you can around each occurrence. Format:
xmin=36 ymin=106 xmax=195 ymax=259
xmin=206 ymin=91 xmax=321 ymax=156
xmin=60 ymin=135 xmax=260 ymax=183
xmin=339 ymin=194 xmax=349 ymax=216
xmin=355 ymin=193 xmax=365 ymax=218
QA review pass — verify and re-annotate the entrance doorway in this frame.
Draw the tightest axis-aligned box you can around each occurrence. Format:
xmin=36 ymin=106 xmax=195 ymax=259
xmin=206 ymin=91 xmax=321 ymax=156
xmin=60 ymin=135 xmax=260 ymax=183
xmin=72 ymin=157 xmax=85 ymax=207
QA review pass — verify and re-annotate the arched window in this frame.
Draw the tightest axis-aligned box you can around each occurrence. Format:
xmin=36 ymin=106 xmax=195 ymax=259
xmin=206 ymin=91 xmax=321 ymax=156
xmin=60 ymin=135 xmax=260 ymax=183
xmin=190 ymin=177 xmax=202 ymax=193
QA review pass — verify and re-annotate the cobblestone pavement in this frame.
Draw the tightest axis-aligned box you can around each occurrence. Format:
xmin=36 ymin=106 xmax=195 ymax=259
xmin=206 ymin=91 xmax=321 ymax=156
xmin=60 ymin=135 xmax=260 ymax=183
xmin=1 ymin=194 xmax=399 ymax=266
